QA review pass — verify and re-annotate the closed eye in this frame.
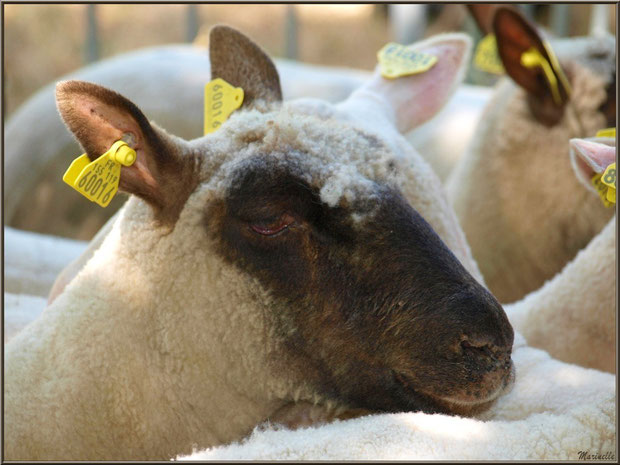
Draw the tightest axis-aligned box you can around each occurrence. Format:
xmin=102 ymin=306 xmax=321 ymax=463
xmin=249 ymin=213 xmax=295 ymax=236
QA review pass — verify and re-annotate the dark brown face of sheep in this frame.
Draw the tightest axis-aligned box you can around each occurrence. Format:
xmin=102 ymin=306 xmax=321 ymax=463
xmin=56 ymin=25 xmax=514 ymax=418
xmin=206 ymin=159 xmax=514 ymax=416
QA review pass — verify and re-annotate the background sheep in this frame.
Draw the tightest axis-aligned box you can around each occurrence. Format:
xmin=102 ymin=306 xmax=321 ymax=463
xmin=5 ymin=27 xmax=517 ymax=460
xmin=446 ymin=6 xmax=616 ymax=303
xmin=505 ymin=137 xmax=616 ymax=373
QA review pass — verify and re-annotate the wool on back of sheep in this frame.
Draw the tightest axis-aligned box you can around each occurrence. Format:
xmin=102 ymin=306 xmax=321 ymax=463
xmin=505 ymin=136 xmax=616 ymax=373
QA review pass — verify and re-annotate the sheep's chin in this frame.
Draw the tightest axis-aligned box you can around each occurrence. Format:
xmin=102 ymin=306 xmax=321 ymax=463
xmin=262 ymin=401 xmax=370 ymax=430
xmin=425 ymin=362 xmax=516 ymax=416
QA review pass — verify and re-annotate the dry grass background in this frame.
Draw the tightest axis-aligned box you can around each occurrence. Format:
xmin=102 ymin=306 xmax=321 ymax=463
xmin=5 ymin=4 xmax=615 ymax=120
xmin=4 ymin=4 xmax=391 ymax=119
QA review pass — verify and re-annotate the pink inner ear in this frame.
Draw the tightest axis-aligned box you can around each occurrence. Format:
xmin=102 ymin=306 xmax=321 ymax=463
xmin=570 ymin=138 xmax=616 ymax=192
xmin=570 ymin=139 xmax=616 ymax=173
xmin=362 ymin=37 xmax=469 ymax=133
xmin=70 ymin=92 xmax=144 ymax=153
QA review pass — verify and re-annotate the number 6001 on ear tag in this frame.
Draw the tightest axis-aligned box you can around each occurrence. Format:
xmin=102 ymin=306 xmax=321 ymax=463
xmin=204 ymin=78 xmax=244 ymax=135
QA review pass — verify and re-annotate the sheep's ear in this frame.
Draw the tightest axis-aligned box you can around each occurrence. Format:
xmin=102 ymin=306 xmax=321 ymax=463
xmin=493 ymin=7 xmax=569 ymax=125
xmin=339 ymin=34 xmax=471 ymax=134
xmin=569 ymin=138 xmax=616 ymax=192
xmin=56 ymin=80 xmax=196 ymax=221
xmin=209 ymin=25 xmax=282 ymax=108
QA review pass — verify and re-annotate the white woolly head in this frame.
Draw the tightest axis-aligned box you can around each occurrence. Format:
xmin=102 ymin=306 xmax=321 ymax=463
xmin=56 ymin=25 xmax=513 ymax=427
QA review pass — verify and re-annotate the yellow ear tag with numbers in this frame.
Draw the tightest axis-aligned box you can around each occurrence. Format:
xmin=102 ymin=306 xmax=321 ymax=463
xmin=204 ymin=78 xmax=244 ymax=135
xmin=377 ymin=42 xmax=437 ymax=79
xmin=474 ymin=34 xmax=505 ymax=75
xmin=63 ymin=140 xmax=136 ymax=208
xmin=601 ymin=162 xmax=616 ymax=204
xmin=596 ymin=128 xmax=616 ymax=138
xmin=591 ymin=165 xmax=615 ymax=208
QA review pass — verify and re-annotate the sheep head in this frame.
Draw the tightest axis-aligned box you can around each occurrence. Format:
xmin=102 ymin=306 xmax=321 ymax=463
xmin=55 ymin=26 xmax=513 ymax=439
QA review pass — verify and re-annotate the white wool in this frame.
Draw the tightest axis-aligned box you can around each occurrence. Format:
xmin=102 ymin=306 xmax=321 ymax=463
xmin=505 ymin=214 xmax=616 ymax=373
xmin=178 ymin=332 xmax=615 ymax=460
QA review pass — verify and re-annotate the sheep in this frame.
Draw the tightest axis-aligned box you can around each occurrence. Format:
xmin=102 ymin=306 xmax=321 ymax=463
xmin=4 ymin=26 xmax=517 ymax=461
xmin=505 ymin=137 xmax=616 ymax=373
xmin=5 ymin=45 xmax=490 ymax=240
xmin=445 ymin=6 xmax=616 ymax=303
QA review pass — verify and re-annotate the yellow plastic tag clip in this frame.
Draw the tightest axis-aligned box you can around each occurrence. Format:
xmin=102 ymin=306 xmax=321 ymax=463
xmin=473 ymin=34 xmax=505 ymax=75
xmin=596 ymin=127 xmax=616 ymax=138
xmin=377 ymin=42 xmax=438 ymax=79
xmin=63 ymin=140 xmax=136 ymax=208
xmin=204 ymin=78 xmax=244 ymax=135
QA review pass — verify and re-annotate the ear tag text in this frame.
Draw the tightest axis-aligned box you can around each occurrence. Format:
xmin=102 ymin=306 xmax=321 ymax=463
xmin=521 ymin=43 xmax=571 ymax=106
xmin=377 ymin=42 xmax=438 ymax=79
xmin=63 ymin=140 xmax=136 ymax=208
xmin=601 ymin=162 xmax=616 ymax=204
xmin=596 ymin=128 xmax=616 ymax=138
xmin=591 ymin=162 xmax=616 ymax=207
xmin=204 ymin=78 xmax=244 ymax=135
xmin=473 ymin=34 xmax=505 ymax=75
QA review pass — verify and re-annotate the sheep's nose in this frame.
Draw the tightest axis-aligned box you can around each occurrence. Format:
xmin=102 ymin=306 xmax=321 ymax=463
xmin=445 ymin=287 xmax=514 ymax=360
xmin=460 ymin=336 xmax=511 ymax=364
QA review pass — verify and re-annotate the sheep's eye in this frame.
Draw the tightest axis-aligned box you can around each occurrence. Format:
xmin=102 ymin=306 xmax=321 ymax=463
xmin=249 ymin=213 xmax=295 ymax=236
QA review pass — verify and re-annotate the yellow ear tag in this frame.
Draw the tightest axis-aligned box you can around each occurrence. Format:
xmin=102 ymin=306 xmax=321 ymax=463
xmin=204 ymin=78 xmax=244 ymax=135
xmin=591 ymin=174 xmax=612 ymax=207
xmin=473 ymin=34 xmax=505 ymax=75
xmin=521 ymin=42 xmax=571 ymax=105
xmin=596 ymin=128 xmax=616 ymax=138
xmin=62 ymin=140 xmax=136 ymax=208
xmin=541 ymin=40 xmax=572 ymax=98
xmin=601 ymin=162 xmax=616 ymax=204
xmin=377 ymin=42 xmax=438 ymax=79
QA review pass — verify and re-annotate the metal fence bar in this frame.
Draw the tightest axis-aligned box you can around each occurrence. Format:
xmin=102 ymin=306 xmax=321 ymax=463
xmin=285 ymin=5 xmax=298 ymax=60
xmin=388 ymin=4 xmax=428 ymax=44
xmin=85 ymin=4 xmax=100 ymax=64
xmin=589 ymin=4 xmax=610 ymax=35
xmin=550 ymin=4 xmax=570 ymax=37
xmin=186 ymin=4 xmax=199 ymax=43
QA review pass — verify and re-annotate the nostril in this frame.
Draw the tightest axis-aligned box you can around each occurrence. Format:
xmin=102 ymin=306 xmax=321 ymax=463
xmin=461 ymin=338 xmax=495 ymax=359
